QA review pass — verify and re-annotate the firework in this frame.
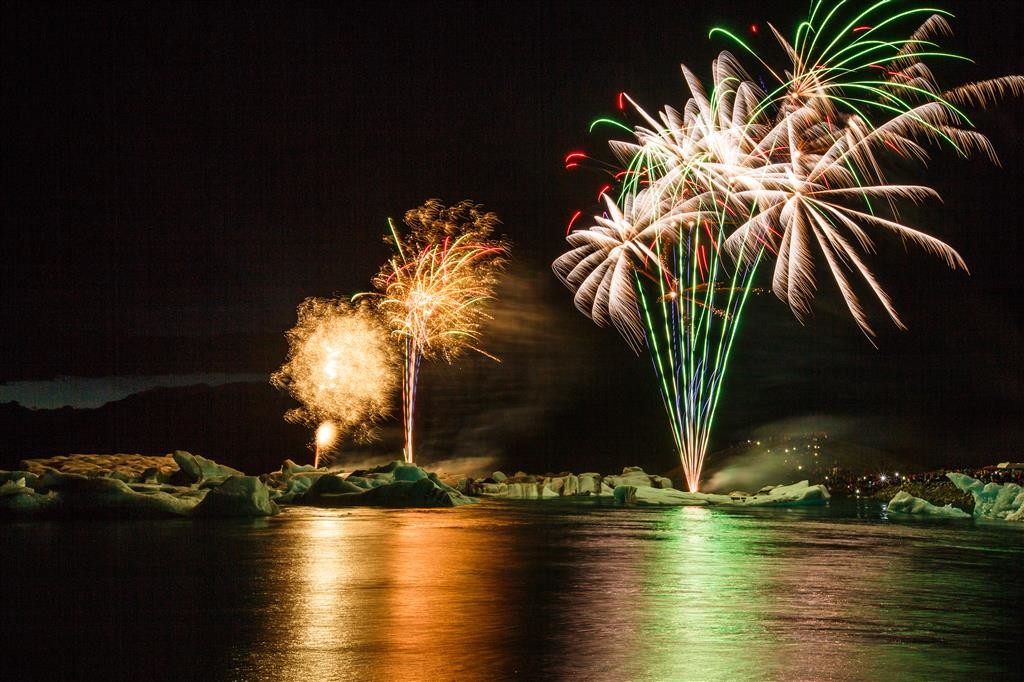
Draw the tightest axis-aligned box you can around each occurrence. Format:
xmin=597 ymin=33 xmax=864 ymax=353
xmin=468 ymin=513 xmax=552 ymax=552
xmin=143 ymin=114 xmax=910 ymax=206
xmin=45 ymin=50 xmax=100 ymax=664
xmin=556 ymin=1 xmax=1021 ymax=491
xmin=365 ymin=200 xmax=508 ymax=464
xmin=314 ymin=422 xmax=338 ymax=470
xmin=271 ymin=297 xmax=398 ymax=467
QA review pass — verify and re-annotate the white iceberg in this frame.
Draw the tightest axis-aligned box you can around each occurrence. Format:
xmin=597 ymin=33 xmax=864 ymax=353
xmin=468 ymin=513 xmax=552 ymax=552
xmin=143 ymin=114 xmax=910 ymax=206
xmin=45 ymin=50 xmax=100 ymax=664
xmin=1 ymin=452 xmax=280 ymax=518
xmin=578 ymin=472 xmax=603 ymax=495
xmin=613 ymin=485 xmax=709 ymax=506
xmin=42 ymin=472 xmax=205 ymax=517
xmin=946 ymin=473 xmax=1024 ymax=522
xmin=172 ymin=450 xmax=244 ymax=483
xmin=0 ymin=476 xmax=53 ymax=513
xmin=192 ymin=475 xmax=280 ymax=517
xmin=886 ymin=490 xmax=970 ymax=518
xmin=614 ymin=480 xmax=830 ymax=507
xmin=473 ymin=468 xmax=827 ymax=506
xmin=297 ymin=461 xmax=478 ymax=508
xmin=478 ymin=468 xmax=666 ymax=500
xmin=603 ymin=467 xmax=674 ymax=490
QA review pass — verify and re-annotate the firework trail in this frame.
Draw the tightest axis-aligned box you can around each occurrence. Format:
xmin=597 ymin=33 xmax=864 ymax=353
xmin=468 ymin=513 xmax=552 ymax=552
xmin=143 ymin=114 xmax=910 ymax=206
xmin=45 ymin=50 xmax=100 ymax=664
xmin=271 ymin=297 xmax=398 ymax=467
xmin=555 ymin=1 xmax=1022 ymax=491
xmin=365 ymin=200 xmax=508 ymax=464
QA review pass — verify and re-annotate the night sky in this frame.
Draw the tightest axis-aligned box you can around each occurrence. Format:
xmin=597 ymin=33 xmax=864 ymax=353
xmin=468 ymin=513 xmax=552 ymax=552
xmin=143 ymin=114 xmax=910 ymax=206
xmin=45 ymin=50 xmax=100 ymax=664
xmin=2 ymin=1 xmax=1022 ymax=471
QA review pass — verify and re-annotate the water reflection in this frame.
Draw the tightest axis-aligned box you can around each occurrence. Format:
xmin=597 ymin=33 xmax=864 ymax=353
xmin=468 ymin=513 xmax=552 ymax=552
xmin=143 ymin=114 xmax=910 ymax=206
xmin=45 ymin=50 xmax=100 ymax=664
xmin=240 ymin=501 xmax=1023 ymax=680
xmin=248 ymin=507 xmax=523 ymax=680
xmin=208 ymin=503 xmax=1024 ymax=680
xmin=288 ymin=513 xmax=361 ymax=666
xmin=8 ymin=500 xmax=1017 ymax=679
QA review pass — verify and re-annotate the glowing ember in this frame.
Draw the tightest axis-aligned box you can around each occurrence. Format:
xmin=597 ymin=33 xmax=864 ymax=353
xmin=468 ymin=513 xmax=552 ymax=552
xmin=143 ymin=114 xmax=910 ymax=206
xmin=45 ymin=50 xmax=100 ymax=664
xmin=314 ymin=421 xmax=338 ymax=469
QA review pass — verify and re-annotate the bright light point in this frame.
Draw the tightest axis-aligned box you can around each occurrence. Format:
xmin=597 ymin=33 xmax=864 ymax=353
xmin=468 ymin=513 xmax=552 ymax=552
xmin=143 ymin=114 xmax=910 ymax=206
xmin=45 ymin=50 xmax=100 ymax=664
xmin=316 ymin=422 xmax=337 ymax=449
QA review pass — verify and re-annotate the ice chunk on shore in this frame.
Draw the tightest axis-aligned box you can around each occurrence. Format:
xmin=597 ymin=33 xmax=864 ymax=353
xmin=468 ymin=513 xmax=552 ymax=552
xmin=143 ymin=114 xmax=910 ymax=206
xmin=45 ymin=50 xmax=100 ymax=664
xmin=614 ymin=480 xmax=830 ymax=507
xmin=0 ymin=476 xmax=53 ymax=513
xmin=478 ymin=471 xmax=615 ymax=499
xmin=297 ymin=461 xmax=478 ymax=508
xmin=578 ymin=473 xmax=602 ymax=495
xmin=303 ymin=477 xmax=476 ymax=508
xmin=192 ymin=475 xmax=279 ymax=517
xmin=259 ymin=459 xmax=327 ymax=503
xmin=946 ymin=473 xmax=1024 ymax=522
xmin=886 ymin=490 xmax=970 ymax=518
xmin=604 ymin=467 xmax=674 ymax=489
xmin=613 ymin=485 xmax=709 ymax=506
xmin=302 ymin=474 xmax=368 ymax=502
xmin=172 ymin=450 xmax=243 ymax=483
xmin=474 ymin=468 xmax=829 ymax=505
xmin=42 ymin=472 xmax=204 ymax=516
xmin=2 ymin=452 xmax=280 ymax=518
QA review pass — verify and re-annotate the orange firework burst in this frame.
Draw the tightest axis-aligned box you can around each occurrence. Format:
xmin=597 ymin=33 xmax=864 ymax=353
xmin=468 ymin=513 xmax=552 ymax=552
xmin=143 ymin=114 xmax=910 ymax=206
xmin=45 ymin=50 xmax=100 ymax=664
xmin=271 ymin=297 xmax=398 ymax=467
xmin=363 ymin=199 xmax=508 ymax=464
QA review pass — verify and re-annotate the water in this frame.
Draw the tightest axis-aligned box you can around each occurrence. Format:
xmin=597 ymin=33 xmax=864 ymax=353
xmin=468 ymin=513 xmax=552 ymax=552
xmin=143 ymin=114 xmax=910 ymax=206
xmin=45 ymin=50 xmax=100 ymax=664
xmin=3 ymin=499 xmax=1022 ymax=681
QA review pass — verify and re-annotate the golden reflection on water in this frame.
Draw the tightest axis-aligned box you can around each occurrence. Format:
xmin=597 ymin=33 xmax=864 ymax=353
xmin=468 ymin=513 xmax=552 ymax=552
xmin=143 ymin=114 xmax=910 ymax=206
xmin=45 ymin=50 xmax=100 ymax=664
xmin=293 ymin=513 xmax=360 ymax=659
xmin=251 ymin=506 xmax=518 ymax=681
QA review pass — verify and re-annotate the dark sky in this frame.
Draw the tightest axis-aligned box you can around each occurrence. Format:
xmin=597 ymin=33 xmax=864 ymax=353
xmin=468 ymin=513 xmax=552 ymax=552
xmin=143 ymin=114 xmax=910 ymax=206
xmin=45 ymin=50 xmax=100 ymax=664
xmin=2 ymin=1 xmax=1022 ymax=469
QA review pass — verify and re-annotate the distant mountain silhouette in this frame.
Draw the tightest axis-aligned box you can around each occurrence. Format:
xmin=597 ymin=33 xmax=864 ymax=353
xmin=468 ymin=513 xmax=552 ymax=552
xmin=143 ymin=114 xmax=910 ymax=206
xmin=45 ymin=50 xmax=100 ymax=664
xmin=0 ymin=382 xmax=310 ymax=474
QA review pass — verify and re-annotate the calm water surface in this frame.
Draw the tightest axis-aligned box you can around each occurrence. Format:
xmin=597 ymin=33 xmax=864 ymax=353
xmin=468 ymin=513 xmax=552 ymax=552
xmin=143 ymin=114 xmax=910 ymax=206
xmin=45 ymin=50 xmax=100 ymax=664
xmin=3 ymin=499 xmax=1022 ymax=681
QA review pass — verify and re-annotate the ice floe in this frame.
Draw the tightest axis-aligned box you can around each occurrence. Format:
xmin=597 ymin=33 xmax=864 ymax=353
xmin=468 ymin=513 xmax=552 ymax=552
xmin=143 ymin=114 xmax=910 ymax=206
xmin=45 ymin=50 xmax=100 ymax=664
xmin=886 ymin=490 xmax=970 ymax=518
xmin=946 ymin=473 xmax=1024 ymax=522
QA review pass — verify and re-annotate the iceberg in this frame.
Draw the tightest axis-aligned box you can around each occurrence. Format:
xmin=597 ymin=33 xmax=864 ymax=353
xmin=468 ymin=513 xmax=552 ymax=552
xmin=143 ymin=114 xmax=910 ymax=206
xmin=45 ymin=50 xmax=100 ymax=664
xmin=35 ymin=471 xmax=204 ymax=517
xmin=171 ymin=450 xmax=244 ymax=484
xmin=476 ymin=468 xmax=665 ymax=500
xmin=0 ymin=476 xmax=53 ymax=514
xmin=261 ymin=459 xmax=329 ymax=503
xmin=1 ymin=452 xmax=279 ymax=518
xmin=604 ymin=467 xmax=674 ymax=490
xmin=192 ymin=475 xmax=280 ymax=517
xmin=886 ymin=490 xmax=970 ymax=518
xmin=295 ymin=461 xmax=478 ymax=508
xmin=613 ymin=485 xmax=709 ymax=506
xmin=613 ymin=479 xmax=830 ymax=507
xmin=20 ymin=453 xmax=179 ymax=481
xmin=471 ymin=467 xmax=828 ymax=507
xmin=946 ymin=473 xmax=1024 ymax=522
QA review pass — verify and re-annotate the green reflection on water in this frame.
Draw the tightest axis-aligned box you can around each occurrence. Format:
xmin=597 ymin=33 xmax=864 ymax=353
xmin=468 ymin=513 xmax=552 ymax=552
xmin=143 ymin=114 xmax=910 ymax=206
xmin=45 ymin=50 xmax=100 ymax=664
xmin=628 ymin=504 xmax=1019 ymax=681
